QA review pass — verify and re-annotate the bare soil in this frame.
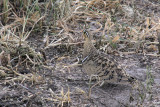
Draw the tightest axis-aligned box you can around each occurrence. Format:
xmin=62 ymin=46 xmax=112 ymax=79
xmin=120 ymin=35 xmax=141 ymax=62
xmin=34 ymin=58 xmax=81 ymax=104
xmin=0 ymin=0 xmax=160 ymax=107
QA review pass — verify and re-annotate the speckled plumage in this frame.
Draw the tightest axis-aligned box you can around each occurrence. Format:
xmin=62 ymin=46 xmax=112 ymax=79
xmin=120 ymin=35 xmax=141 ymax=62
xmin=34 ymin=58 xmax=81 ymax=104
xmin=82 ymin=30 xmax=137 ymax=86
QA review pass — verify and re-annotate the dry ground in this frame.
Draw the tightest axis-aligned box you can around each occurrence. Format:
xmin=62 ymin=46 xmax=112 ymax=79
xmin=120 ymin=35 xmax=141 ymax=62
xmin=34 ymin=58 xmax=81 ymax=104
xmin=0 ymin=0 xmax=160 ymax=107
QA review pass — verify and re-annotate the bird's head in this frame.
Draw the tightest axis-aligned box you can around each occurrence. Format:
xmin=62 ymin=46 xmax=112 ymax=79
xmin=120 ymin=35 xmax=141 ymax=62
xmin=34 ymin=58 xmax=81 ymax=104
xmin=83 ymin=29 xmax=92 ymax=40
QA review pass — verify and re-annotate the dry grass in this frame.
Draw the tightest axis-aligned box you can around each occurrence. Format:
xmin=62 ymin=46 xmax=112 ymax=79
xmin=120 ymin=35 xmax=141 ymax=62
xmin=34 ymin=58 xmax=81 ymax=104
xmin=0 ymin=0 xmax=160 ymax=106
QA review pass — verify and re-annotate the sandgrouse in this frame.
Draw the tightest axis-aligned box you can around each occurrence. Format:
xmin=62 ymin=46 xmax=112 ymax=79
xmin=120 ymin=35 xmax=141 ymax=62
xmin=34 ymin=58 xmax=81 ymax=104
xmin=82 ymin=29 xmax=138 ymax=87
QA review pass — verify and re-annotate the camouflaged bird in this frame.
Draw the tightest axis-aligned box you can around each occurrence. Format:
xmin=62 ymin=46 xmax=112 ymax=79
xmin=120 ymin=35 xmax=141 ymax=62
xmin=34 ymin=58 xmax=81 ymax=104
xmin=82 ymin=29 xmax=138 ymax=87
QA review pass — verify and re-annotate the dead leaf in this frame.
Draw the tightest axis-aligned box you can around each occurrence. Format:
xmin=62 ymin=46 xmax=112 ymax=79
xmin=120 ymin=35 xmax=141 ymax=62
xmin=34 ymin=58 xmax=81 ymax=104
xmin=112 ymin=35 xmax=120 ymax=43
xmin=149 ymin=45 xmax=157 ymax=51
